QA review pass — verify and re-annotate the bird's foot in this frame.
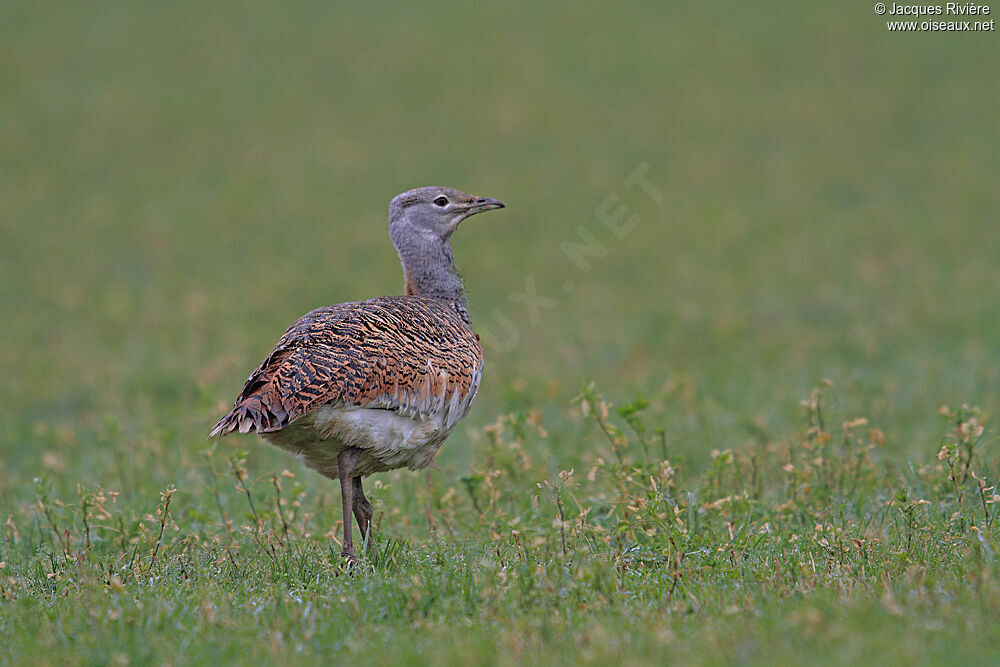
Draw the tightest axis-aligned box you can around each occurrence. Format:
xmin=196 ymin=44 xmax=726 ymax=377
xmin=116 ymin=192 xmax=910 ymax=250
xmin=340 ymin=550 xmax=358 ymax=568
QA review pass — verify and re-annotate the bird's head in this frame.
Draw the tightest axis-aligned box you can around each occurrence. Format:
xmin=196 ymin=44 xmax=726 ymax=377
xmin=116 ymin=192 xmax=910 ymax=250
xmin=389 ymin=186 xmax=504 ymax=242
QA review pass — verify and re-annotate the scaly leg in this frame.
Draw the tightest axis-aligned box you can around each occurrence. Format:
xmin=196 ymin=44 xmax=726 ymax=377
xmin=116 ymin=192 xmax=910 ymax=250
xmin=337 ymin=448 xmax=361 ymax=561
xmin=353 ymin=476 xmax=374 ymax=548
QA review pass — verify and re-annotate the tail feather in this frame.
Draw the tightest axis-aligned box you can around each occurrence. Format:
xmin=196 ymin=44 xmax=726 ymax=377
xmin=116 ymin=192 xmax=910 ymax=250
xmin=209 ymin=392 xmax=289 ymax=438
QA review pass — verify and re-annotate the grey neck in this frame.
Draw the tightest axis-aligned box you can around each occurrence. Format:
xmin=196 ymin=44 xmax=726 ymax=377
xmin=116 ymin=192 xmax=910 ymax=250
xmin=391 ymin=227 xmax=466 ymax=305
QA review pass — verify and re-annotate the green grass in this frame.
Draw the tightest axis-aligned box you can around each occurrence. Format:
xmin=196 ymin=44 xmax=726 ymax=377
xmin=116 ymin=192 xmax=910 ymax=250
xmin=3 ymin=391 xmax=1000 ymax=665
xmin=2 ymin=1 xmax=999 ymax=664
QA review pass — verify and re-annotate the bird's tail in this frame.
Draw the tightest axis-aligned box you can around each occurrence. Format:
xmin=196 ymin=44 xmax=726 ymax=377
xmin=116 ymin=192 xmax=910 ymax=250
xmin=209 ymin=392 xmax=289 ymax=438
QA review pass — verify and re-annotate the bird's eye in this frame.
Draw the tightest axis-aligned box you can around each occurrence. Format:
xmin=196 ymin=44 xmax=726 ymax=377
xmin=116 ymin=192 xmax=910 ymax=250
xmin=433 ymin=196 xmax=449 ymax=207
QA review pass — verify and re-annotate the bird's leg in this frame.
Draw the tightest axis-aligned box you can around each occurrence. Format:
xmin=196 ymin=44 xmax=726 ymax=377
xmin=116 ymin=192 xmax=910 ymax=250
xmin=337 ymin=448 xmax=361 ymax=561
xmin=352 ymin=476 xmax=374 ymax=549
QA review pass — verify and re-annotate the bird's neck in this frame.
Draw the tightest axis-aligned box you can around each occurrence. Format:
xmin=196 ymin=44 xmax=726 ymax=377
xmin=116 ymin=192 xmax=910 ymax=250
xmin=395 ymin=235 xmax=466 ymax=305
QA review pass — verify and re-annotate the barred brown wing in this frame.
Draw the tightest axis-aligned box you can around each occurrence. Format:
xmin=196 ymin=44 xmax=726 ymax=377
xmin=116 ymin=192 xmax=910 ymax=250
xmin=209 ymin=296 xmax=484 ymax=437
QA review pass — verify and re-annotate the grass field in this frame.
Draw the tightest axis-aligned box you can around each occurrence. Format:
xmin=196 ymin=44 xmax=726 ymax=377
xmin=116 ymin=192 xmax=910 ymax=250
xmin=2 ymin=2 xmax=999 ymax=664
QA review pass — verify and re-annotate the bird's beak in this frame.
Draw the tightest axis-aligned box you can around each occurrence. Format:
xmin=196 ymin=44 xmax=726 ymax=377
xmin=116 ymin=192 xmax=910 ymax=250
xmin=466 ymin=197 xmax=505 ymax=215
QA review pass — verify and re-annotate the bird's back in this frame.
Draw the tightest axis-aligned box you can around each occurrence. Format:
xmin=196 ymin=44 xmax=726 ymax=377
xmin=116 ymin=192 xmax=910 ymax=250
xmin=211 ymin=295 xmax=484 ymax=438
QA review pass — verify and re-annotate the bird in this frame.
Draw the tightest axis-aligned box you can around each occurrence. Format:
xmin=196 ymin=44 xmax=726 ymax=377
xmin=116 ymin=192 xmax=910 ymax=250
xmin=210 ymin=186 xmax=504 ymax=561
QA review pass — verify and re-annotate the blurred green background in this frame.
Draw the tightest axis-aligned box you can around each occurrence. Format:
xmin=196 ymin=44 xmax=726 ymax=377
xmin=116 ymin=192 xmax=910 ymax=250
xmin=1 ymin=1 xmax=997 ymax=497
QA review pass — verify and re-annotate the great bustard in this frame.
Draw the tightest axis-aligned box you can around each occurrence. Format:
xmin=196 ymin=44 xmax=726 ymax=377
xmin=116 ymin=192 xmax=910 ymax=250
xmin=210 ymin=186 xmax=504 ymax=560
